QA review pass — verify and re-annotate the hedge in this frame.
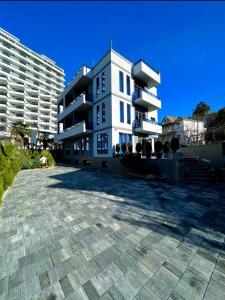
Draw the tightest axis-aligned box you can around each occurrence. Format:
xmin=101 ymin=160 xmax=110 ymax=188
xmin=0 ymin=142 xmax=55 ymax=204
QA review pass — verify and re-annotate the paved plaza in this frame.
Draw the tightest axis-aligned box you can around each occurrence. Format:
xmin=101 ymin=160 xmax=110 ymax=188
xmin=0 ymin=166 xmax=225 ymax=300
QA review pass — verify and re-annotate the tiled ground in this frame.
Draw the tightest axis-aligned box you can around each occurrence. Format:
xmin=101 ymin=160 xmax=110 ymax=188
xmin=0 ymin=166 xmax=225 ymax=300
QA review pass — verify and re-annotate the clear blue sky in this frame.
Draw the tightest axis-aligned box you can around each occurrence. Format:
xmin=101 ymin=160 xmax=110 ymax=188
xmin=1 ymin=1 xmax=225 ymax=121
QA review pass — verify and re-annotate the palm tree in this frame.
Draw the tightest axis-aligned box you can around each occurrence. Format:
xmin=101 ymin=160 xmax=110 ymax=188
xmin=10 ymin=123 xmax=32 ymax=148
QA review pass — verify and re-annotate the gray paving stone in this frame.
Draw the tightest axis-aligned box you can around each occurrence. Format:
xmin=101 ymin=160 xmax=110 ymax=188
xmin=83 ymin=280 xmax=99 ymax=300
xmin=0 ymin=166 xmax=224 ymax=299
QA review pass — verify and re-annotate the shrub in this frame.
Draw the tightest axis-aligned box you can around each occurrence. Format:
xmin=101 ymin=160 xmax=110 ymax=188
xmin=170 ymin=138 xmax=179 ymax=152
xmin=121 ymin=143 xmax=127 ymax=154
xmin=163 ymin=142 xmax=170 ymax=153
xmin=146 ymin=142 xmax=152 ymax=158
xmin=41 ymin=150 xmax=55 ymax=166
xmin=115 ymin=144 xmax=120 ymax=154
xmin=0 ymin=176 xmax=3 ymax=204
xmin=11 ymin=156 xmax=21 ymax=174
xmin=31 ymin=157 xmax=41 ymax=169
xmin=31 ymin=150 xmax=40 ymax=159
xmin=21 ymin=156 xmax=32 ymax=170
xmin=127 ymin=142 xmax=132 ymax=153
xmin=3 ymin=143 xmax=17 ymax=157
xmin=154 ymin=141 xmax=163 ymax=159
xmin=0 ymin=153 xmax=11 ymax=189
xmin=136 ymin=142 xmax=142 ymax=153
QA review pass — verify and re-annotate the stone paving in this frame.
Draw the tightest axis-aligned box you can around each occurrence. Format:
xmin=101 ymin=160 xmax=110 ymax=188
xmin=0 ymin=166 xmax=225 ymax=300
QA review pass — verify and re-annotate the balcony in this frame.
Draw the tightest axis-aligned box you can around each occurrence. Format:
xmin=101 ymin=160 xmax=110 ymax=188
xmin=133 ymin=60 xmax=160 ymax=87
xmin=134 ymin=118 xmax=162 ymax=135
xmin=58 ymin=93 xmax=92 ymax=121
xmin=133 ymin=88 xmax=161 ymax=111
xmin=57 ymin=120 xmax=92 ymax=141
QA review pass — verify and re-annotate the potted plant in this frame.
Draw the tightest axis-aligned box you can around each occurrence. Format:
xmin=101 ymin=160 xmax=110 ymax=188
xmin=163 ymin=141 xmax=170 ymax=158
xmin=115 ymin=143 xmax=120 ymax=157
xmin=170 ymin=137 xmax=180 ymax=159
xmin=146 ymin=141 xmax=152 ymax=158
xmin=154 ymin=141 xmax=163 ymax=158
xmin=136 ymin=142 xmax=142 ymax=159
xmin=127 ymin=142 xmax=132 ymax=154
xmin=121 ymin=143 xmax=127 ymax=155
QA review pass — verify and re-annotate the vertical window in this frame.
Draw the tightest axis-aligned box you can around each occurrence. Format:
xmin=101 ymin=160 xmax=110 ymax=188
xmin=86 ymin=137 xmax=89 ymax=153
xmin=102 ymin=72 xmax=106 ymax=93
xmin=73 ymin=140 xmax=80 ymax=154
xmin=119 ymin=71 xmax=124 ymax=93
xmin=96 ymin=77 xmax=100 ymax=96
xmin=96 ymin=105 xmax=100 ymax=125
xmin=97 ymin=133 xmax=108 ymax=154
xmin=126 ymin=75 xmax=130 ymax=95
xmin=120 ymin=101 xmax=124 ymax=123
xmin=81 ymin=138 xmax=85 ymax=154
xmin=65 ymin=143 xmax=70 ymax=156
xmin=127 ymin=104 xmax=131 ymax=124
xmin=102 ymin=102 xmax=106 ymax=123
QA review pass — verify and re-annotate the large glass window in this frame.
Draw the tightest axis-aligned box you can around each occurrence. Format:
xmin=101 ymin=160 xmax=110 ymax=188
xmin=96 ymin=77 xmax=100 ymax=96
xmin=126 ymin=75 xmax=130 ymax=95
xmin=102 ymin=72 xmax=106 ymax=93
xmin=97 ymin=133 xmax=108 ymax=154
xmin=102 ymin=102 xmax=106 ymax=123
xmin=81 ymin=138 xmax=85 ymax=154
xmin=120 ymin=101 xmax=124 ymax=123
xmin=127 ymin=104 xmax=131 ymax=124
xmin=119 ymin=133 xmax=132 ymax=152
xmin=73 ymin=141 xmax=80 ymax=154
xmin=119 ymin=71 xmax=124 ymax=93
xmin=96 ymin=105 xmax=100 ymax=125
xmin=86 ymin=137 xmax=90 ymax=152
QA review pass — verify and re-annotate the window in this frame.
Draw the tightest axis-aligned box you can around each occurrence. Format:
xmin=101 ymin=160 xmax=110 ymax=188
xmin=119 ymin=133 xmax=132 ymax=152
xmin=119 ymin=71 xmax=124 ymax=92
xmin=81 ymin=138 xmax=85 ymax=154
xmin=86 ymin=137 xmax=90 ymax=152
xmin=126 ymin=75 xmax=130 ymax=95
xmin=97 ymin=133 xmax=108 ymax=154
xmin=120 ymin=101 xmax=124 ymax=123
xmin=65 ymin=143 xmax=70 ymax=156
xmin=96 ymin=105 xmax=100 ymax=125
xmin=73 ymin=141 xmax=80 ymax=154
xmin=102 ymin=72 xmax=106 ymax=93
xmin=96 ymin=77 xmax=100 ymax=96
xmin=127 ymin=104 xmax=131 ymax=124
xmin=102 ymin=102 xmax=106 ymax=123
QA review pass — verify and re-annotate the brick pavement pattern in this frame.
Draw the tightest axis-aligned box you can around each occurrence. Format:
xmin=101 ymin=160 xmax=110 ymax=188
xmin=0 ymin=166 xmax=225 ymax=299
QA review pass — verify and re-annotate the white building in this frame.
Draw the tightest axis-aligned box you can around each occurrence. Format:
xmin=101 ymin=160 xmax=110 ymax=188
xmin=0 ymin=28 xmax=65 ymax=141
xmin=161 ymin=116 xmax=206 ymax=146
xmin=56 ymin=49 xmax=162 ymax=159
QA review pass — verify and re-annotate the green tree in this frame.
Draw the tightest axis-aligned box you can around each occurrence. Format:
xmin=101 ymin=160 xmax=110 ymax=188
xmin=192 ymin=101 xmax=210 ymax=120
xmin=10 ymin=123 xmax=32 ymax=148
xmin=215 ymin=107 xmax=225 ymax=126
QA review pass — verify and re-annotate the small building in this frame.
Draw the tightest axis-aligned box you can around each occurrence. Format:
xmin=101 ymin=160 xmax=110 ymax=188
xmin=161 ymin=116 xmax=206 ymax=146
xmin=56 ymin=48 xmax=162 ymax=159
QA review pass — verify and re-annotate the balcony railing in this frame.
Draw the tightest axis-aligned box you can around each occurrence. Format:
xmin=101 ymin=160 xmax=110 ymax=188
xmin=133 ymin=87 xmax=161 ymax=101
xmin=134 ymin=117 xmax=160 ymax=128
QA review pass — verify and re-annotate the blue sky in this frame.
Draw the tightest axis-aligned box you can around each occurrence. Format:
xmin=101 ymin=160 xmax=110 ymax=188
xmin=1 ymin=1 xmax=225 ymax=121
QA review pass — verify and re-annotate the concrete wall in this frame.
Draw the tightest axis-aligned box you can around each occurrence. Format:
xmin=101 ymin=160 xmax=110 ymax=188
xmin=180 ymin=143 xmax=224 ymax=169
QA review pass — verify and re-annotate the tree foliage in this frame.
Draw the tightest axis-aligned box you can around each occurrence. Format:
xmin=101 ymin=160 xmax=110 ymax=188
xmin=192 ymin=101 xmax=210 ymax=120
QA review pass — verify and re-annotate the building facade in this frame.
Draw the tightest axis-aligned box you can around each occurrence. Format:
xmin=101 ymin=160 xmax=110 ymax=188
xmin=56 ymin=49 xmax=162 ymax=159
xmin=161 ymin=116 xmax=206 ymax=146
xmin=0 ymin=28 xmax=65 ymax=141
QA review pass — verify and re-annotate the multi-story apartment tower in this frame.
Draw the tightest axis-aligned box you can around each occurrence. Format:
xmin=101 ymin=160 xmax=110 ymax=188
xmin=0 ymin=28 xmax=65 ymax=140
xmin=57 ymin=49 xmax=162 ymax=159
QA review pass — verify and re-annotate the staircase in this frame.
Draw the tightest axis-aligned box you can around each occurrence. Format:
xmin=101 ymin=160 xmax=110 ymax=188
xmin=179 ymin=157 xmax=212 ymax=183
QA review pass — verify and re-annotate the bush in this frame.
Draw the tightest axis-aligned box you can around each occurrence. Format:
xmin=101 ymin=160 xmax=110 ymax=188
xmin=127 ymin=142 xmax=132 ymax=153
xmin=170 ymin=138 xmax=179 ymax=152
xmin=11 ymin=157 xmax=21 ymax=174
xmin=0 ymin=176 xmax=3 ymax=204
xmin=146 ymin=142 xmax=152 ymax=158
xmin=121 ymin=143 xmax=127 ymax=154
xmin=115 ymin=144 xmax=120 ymax=154
xmin=154 ymin=141 xmax=163 ymax=159
xmin=31 ymin=150 xmax=40 ymax=159
xmin=136 ymin=142 xmax=142 ymax=153
xmin=21 ymin=156 xmax=32 ymax=170
xmin=31 ymin=157 xmax=41 ymax=169
xmin=163 ymin=142 xmax=170 ymax=154
xmin=41 ymin=150 xmax=55 ymax=166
